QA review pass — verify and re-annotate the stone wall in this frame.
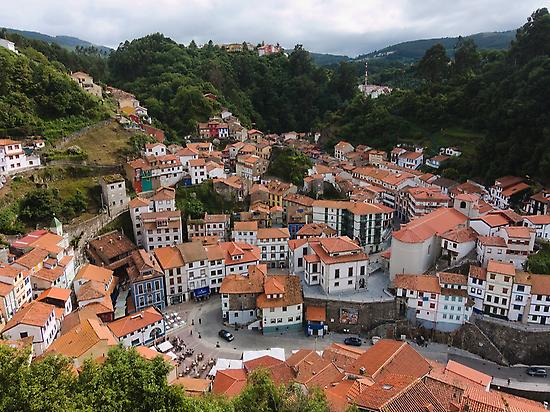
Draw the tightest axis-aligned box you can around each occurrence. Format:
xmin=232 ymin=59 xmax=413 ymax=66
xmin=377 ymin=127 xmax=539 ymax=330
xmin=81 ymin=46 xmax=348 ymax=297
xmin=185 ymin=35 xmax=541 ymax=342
xmin=467 ymin=317 xmax=550 ymax=365
xmin=304 ymin=297 xmax=401 ymax=334
xmin=65 ymin=209 xmax=129 ymax=268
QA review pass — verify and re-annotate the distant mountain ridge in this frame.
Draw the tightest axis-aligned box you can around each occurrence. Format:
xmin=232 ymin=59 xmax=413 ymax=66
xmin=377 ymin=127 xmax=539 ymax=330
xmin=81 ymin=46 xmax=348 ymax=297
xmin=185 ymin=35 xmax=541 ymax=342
xmin=4 ymin=28 xmax=112 ymax=54
xmin=356 ymin=30 xmax=516 ymax=62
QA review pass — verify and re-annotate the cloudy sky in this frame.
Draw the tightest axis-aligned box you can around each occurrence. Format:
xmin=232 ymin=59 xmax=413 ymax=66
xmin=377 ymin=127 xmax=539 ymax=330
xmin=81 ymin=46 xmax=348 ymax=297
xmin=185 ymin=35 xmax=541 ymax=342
xmin=1 ymin=0 xmax=546 ymax=56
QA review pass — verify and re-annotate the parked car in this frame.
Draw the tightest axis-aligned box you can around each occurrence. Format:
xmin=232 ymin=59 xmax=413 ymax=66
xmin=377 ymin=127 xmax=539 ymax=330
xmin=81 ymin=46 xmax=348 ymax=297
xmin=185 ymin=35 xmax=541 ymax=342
xmin=526 ymin=367 xmax=547 ymax=377
xmin=218 ymin=329 xmax=234 ymax=342
xmin=344 ymin=337 xmax=362 ymax=347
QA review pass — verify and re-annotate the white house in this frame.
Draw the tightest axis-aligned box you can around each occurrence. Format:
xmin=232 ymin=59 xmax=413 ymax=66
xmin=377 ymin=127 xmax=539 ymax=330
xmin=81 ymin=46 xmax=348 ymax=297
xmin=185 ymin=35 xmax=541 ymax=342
xmin=467 ymin=265 xmax=486 ymax=313
xmin=144 ymin=143 xmax=167 ymax=157
xmin=389 ymin=208 xmax=468 ymax=280
xmin=189 ymin=159 xmax=207 ymax=185
xmin=1 ymin=301 xmax=58 ymax=356
xmin=0 ymin=38 xmax=17 ymax=53
xmin=107 ymin=307 xmax=165 ymax=347
xmin=394 ymin=272 xmax=472 ymax=332
xmin=292 ymin=237 xmax=369 ymax=294
xmin=232 ymin=221 xmax=258 ymax=245
xmin=256 ymin=228 xmax=290 ymax=268
xmin=0 ymin=139 xmax=41 ymax=175
xmin=522 ymin=215 xmax=550 ymax=240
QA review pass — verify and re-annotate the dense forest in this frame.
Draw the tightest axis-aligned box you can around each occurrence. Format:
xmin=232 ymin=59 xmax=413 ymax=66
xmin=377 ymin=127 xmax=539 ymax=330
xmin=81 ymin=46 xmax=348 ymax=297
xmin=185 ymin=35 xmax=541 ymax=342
xmin=107 ymin=36 xmax=358 ymax=136
xmin=324 ymin=8 xmax=550 ymax=184
xmin=0 ymin=344 xmax=331 ymax=412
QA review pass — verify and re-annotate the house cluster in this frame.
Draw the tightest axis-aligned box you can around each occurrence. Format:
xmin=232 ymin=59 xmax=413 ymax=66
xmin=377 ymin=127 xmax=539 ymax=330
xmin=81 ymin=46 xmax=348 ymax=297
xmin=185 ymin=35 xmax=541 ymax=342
xmin=395 ymin=259 xmax=550 ymax=328
xmin=207 ymin=339 xmax=546 ymax=412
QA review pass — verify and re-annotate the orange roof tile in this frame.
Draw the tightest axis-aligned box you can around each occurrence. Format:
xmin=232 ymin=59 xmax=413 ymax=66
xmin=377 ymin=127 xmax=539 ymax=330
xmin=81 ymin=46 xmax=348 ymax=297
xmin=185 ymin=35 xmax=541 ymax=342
xmin=107 ymin=307 xmax=163 ymax=338
xmin=393 ymin=274 xmax=441 ymax=294
xmin=393 ymin=208 xmax=467 ymax=243
xmin=75 ymin=264 xmax=113 ymax=284
xmin=212 ymin=369 xmax=247 ymax=398
xmin=256 ymin=227 xmax=290 ymax=240
xmin=3 ymin=301 xmax=55 ymax=330
xmin=154 ymin=246 xmax=184 ymax=270
xmin=172 ymin=377 xmax=211 ymax=395
xmin=487 ymin=260 xmax=515 ymax=277
xmin=37 ymin=287 xmax=71 ymax=302
xmin=469 ymin=265 xmax=487 ymax=280
xmin=46 ymin=318 xmax=117 ymax=358
xmin=445 ymin=360 xmax=491 ymax=387
xmin=306 ymin=305 xmax=326 ymax=322
xmin=233 ymin=221 xmax=258 ymax=232
xmin=349 ymin=340 xmax=431 ymax=379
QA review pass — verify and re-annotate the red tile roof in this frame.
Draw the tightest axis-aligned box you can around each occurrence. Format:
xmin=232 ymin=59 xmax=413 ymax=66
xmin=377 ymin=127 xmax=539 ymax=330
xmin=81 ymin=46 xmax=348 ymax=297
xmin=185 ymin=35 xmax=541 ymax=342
xmin=487 ymin=260 xmax=515 ymax=277
xmin=107 ymin=307 xmax=163 ymax=338
xmin=393 ymin=208 xmax=467 ymax=244
xmin=212 ymin=369 xmax=247 ymax=398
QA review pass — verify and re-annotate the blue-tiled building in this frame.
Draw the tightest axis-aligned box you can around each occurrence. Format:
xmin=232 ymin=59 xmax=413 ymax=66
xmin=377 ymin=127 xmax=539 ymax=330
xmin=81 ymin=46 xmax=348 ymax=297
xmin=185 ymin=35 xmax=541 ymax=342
xmin=128 ymin=249 xmax=166 ymax=313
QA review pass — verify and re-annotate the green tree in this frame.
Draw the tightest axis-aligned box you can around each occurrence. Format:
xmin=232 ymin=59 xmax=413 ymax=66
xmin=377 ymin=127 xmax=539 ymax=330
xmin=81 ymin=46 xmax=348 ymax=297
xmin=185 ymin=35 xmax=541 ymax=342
xmin=19 ymin=188 xmax=63 ymax=225
xmin=453 ymin=37 xmax=480 ymax=76
xmin=416 ymin=44 xmax=449 ymax=82
xmin=267 ymin=147 xmax=312 ymax=186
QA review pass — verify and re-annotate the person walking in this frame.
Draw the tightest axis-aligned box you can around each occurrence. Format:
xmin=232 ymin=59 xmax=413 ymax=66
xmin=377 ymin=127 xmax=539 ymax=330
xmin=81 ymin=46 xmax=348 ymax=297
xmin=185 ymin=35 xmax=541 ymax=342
xmin=198 ymin=318 xmax=202 ymax=325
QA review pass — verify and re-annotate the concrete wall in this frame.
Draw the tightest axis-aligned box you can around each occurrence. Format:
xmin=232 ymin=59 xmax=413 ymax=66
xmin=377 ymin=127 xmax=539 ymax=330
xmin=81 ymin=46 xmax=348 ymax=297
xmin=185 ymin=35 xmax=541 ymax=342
xmin=304 ymin=297 xmax=400 ymax=334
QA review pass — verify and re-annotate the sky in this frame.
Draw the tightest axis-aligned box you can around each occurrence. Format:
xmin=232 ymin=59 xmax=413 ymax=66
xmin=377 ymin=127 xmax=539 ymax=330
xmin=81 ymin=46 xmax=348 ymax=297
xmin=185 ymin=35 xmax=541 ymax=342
xmin=0 ymin=0 xmax=546 ymax=56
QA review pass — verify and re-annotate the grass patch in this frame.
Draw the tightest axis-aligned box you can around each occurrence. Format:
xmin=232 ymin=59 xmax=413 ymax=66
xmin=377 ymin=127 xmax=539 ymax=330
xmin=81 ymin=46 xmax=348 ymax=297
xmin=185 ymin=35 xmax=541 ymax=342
xmin=60 ymin=122 xmax=134 ymax=166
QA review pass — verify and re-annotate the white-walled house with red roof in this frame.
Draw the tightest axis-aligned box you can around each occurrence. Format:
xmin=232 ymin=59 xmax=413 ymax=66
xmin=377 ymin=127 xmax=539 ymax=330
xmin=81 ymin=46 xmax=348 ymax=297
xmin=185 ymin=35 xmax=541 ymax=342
xmin=389 ymin=207 xmax=469 ymax=280
xmin=522 ymin=214 xmax=550 ymax=240
xmin=289 ymin=236 xmax=370 ymax=294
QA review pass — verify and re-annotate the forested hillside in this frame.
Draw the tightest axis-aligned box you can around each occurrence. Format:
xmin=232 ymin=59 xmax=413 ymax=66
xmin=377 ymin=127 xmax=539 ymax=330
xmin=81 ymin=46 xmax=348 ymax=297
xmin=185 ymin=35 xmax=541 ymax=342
xmin=107 ymin=35 xmax=358 ymax=137
xmin=0 ymin=46 xmax=107 ymax=140
xmin=324 ymin=8 xmax=550 ymax=185
xmin=357 ymin=30 xmax=516 ymax=62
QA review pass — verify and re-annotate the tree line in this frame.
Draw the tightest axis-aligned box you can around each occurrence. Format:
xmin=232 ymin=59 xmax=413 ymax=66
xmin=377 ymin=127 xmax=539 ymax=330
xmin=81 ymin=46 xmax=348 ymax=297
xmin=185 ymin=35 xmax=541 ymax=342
xmin=0 ymin=344 xmax=334 ymax=412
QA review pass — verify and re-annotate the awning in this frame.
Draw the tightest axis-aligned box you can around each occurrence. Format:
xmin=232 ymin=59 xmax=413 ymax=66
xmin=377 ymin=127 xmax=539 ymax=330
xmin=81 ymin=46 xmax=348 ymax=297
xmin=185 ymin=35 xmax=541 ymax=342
xmin=194 ymin=286 xmax=210 ymax=298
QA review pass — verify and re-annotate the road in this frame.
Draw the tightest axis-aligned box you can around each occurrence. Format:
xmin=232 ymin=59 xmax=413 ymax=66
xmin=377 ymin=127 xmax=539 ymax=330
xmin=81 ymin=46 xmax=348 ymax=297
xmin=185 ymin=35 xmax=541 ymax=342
xmin=162 ymin=297 xmax=550 ymax=397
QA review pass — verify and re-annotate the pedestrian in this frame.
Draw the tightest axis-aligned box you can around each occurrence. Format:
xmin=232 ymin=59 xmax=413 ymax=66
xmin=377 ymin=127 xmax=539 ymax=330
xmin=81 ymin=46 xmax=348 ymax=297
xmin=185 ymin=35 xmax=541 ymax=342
xmin=190 ymin=329 xmax=193 ymax=336
xmin=198 ymin=333 xmax=202 ymax=339
xmin=199 ymin=318 xmax=202 ymax=325
xmin=507 ymin=378 xmax=510 ymax=385
xmin=191 ymin=319 xmax=194 ymax=326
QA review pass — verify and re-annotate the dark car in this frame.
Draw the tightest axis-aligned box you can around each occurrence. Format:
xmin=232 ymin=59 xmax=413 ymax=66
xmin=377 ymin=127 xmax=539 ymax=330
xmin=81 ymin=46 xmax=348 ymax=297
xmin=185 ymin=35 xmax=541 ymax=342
xmin=526 ymin=367 xmax=547 ymax=377
xmin=344 ymin=337 xmax=362 ymax=347
xmin=218 ymin=329 xmax=234 ymax=342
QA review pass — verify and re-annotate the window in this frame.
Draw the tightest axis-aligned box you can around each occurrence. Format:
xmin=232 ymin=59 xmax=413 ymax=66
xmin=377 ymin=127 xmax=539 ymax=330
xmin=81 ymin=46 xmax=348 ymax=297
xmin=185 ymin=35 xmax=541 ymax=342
xmin=490 ymin=274 xmax=496 ymax=280
xmin=348 ymin=280 xmax=353 ymax=285
xmin=282 ymin=306 xmax=287 ymax=312
xmin=517 ymin=285 xmax=525 ymax=292
xmin=270 ymin=308 xmax=275 ymax=312
xmin=334 ymin=282 xmax=339 ymax=287
xmin=502 ymin=288 xmax=508 ymax=294
xmin=20 ymin=332 xmax=28 ymax=338
xmin=277 ymin=318 xmax=282 ymax=323
xmin=348 ymin=267 xmax=353 ymax=277
xmin=335 ymin=269 xmax=340 ymax=279
xmin=504 ymin=276 xmax=510 ymax=283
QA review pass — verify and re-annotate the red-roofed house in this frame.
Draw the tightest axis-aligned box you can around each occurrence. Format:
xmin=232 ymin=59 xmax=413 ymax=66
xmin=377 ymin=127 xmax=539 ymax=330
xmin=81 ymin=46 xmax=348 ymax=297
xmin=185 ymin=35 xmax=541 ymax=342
xmin=289 ymin=236 xmax=370 ymax=294
xmin=389 ymin=208 xmax=468 ymax=279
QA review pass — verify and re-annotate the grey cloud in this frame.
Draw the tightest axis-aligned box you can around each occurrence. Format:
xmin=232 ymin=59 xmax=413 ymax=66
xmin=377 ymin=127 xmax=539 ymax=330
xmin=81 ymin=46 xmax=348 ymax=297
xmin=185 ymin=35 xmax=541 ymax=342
xmin=0 ymin=0 xmax=545 ymax=56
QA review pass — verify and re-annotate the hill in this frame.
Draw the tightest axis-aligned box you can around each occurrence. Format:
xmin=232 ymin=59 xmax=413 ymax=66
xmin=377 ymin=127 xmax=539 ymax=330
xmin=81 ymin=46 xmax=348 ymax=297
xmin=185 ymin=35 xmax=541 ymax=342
xmin=357 ymin=30 xmax=516 ymax=62
xmin=4 ymin=27 xmax=112 ymax=54
xmin=0 ymin=45 xmax=108 ymax=141
xmin=309 ymin=52 xmax=350 ymax=66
